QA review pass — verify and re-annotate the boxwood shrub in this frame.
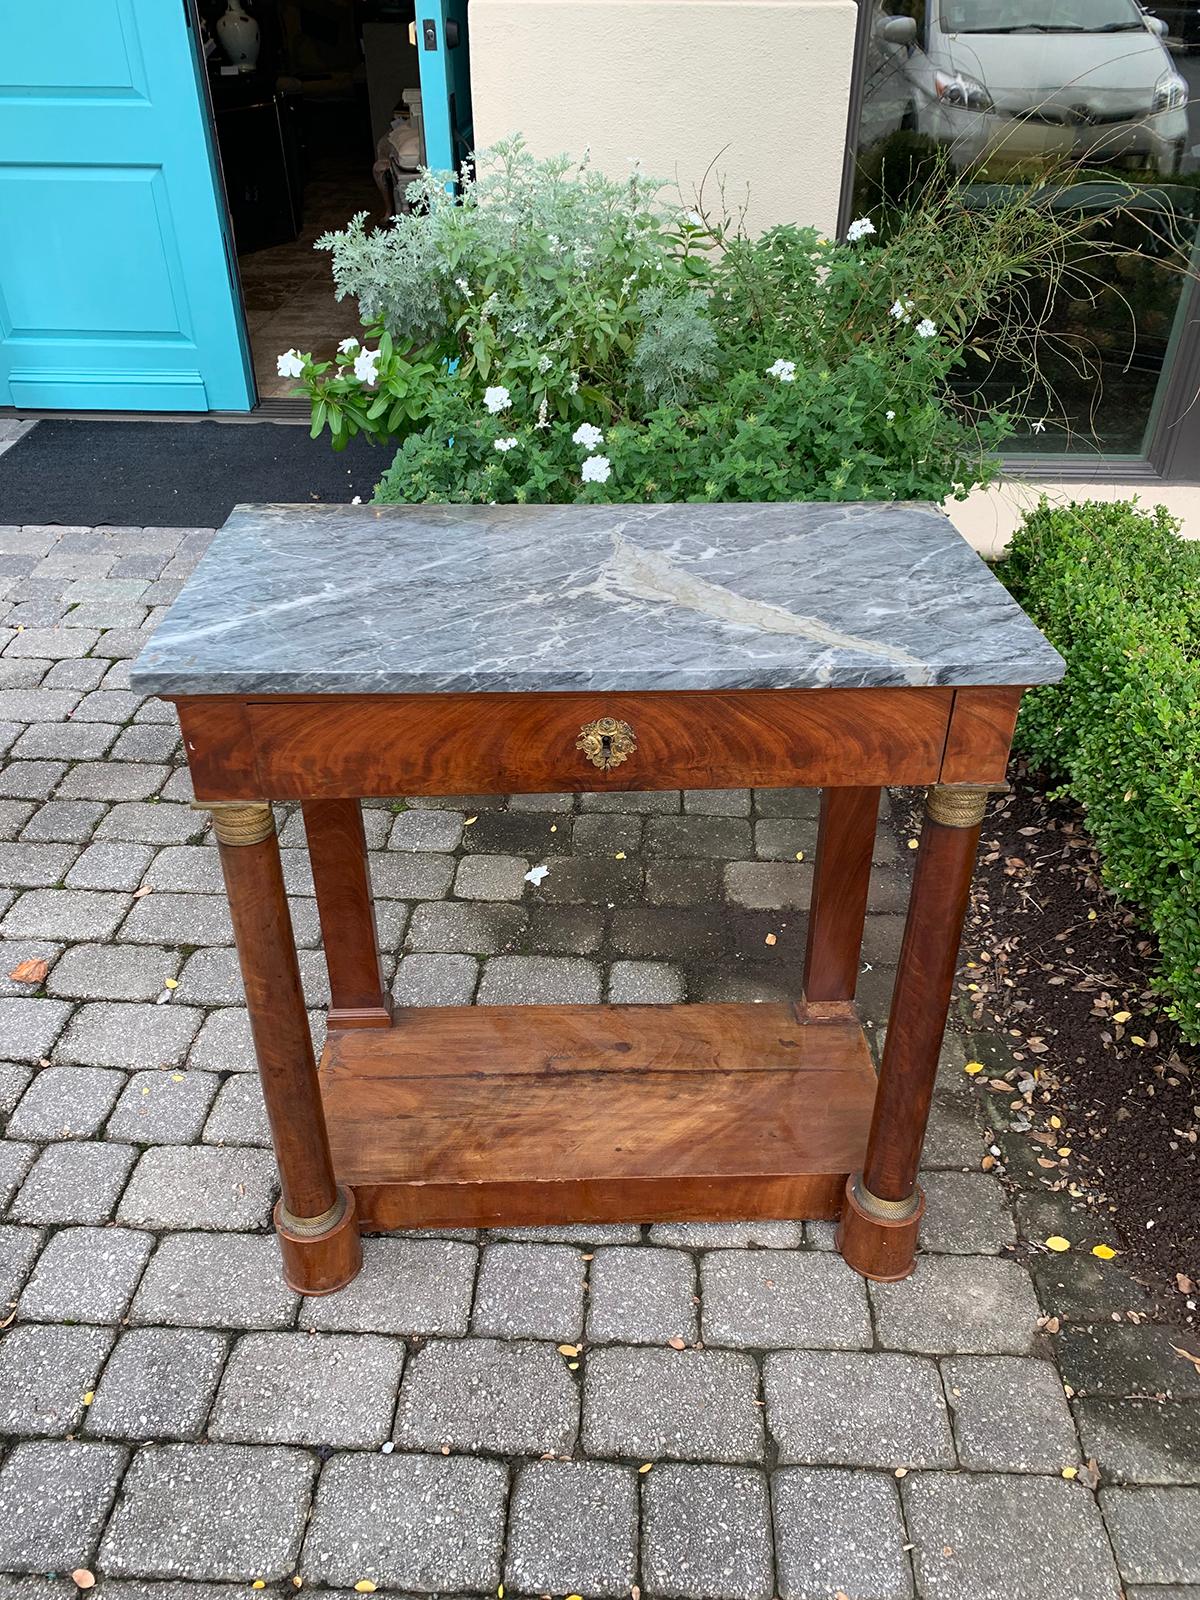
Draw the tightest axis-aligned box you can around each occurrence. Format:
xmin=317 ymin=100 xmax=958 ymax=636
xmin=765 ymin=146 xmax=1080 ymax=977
xmin=1002 ymin=499 xmax=1200 ymax=1041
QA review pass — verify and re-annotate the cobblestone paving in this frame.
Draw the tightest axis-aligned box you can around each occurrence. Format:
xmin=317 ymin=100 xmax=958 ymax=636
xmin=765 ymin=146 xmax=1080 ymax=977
xmin=0 ymin=520 xmax=1197 ymax=1600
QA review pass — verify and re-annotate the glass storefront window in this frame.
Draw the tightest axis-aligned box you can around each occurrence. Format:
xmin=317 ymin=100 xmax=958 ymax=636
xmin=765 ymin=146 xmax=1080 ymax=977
xmin=850 ymin=0 xmax=1200 ymax=457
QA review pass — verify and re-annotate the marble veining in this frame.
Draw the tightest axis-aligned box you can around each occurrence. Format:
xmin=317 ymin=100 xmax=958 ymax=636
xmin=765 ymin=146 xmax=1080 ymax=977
xmin=131 ymin=502 xmax=1065 ymax=696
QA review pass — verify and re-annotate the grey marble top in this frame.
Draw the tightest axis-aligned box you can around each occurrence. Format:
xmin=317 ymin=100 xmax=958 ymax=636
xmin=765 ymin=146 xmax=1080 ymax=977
xmin=131 ymin=502 xmax=1064 ymax=696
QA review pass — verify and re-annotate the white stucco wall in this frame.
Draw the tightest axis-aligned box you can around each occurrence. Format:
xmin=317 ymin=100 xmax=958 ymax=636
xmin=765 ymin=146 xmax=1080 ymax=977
xmin=468 ymin=0 xmax=858 ymax=236
xmin=946 ymin=478 xmax=1200 ymax=557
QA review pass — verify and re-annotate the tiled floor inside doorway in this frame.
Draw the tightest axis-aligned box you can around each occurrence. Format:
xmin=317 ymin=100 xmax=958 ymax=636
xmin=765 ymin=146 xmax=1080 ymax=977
xmin=238 ymin=159 xmax=381 ymax=402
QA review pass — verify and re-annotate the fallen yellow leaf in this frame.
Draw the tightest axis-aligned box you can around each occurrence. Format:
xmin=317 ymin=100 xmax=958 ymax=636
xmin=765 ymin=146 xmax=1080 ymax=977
xmin=557 ymin=1344 xmax=580 ymax=1357
xmin=764 ymin=933 xmax=777 ymax=946
xmin=1061 ymin=1466 xmax=1078 ymax=1479
xmin=1112 ymin=1011 xmax=1131 ymax=1024
xmin=71 ymin=1572 xmax=95 ymax=1591
xmin=1131 ymin=1036 xmax=1147 ymax=1047
xmin=82 ymin=1390 xmax=95 ymax=1405
xmin=1049 ymin=1116 xmax=1062 ymax=1130
xmin=963 ymin=1061 xmax=985 ymax=1076
xmin=252 ymin=1584 xmax=266 ymax=1592
xmin=164 ymin=977 xmax=179 ymax=990
xmin=638 ymin=1462 xmax=653 ymax=1473
xmin=354 ymin=1583 xmax=377 ymax=1594
xmin=8 ymin=958 xmax=48 ymax=984
xmin=1044 ymin=1236 xmax=1071 ymax=1253
xmin=1092 ymin=1244 xmax=1118 ymax=1260
xmin=614 ymin=851 xmax=626 ymax=860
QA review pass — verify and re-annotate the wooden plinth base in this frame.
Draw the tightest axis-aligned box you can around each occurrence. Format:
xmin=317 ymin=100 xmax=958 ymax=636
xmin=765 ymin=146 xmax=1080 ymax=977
xmin=836 ymin=1174 xmax=924 ymax=1281
xmin=318 ymin=1001 xmax=876 ymax=1231
xmin=326 ymin=1002 xmax=393 ymax=1030
xmin=274 ymin=1187 xmax=362 ymax=1294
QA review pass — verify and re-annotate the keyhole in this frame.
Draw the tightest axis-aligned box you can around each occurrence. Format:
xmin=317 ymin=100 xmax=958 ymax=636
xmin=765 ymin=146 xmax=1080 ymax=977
xmin=600 ymin=734 xmax=613 ymax=765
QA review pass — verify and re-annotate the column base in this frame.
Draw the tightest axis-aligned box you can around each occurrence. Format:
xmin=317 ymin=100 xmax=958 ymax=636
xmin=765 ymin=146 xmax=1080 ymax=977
xmin=836 ymin=1174 xmax=924 ymax=1282
xmin=274 ymin=1186 xmax=362 ymax=1295
xmin=327 ymin=1000 xmax=394 ymax=1031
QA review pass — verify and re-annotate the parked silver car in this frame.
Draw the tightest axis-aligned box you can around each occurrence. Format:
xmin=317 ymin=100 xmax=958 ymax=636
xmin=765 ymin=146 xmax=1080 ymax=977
xmin=865 ymin=0 xmax=1189 ymax=174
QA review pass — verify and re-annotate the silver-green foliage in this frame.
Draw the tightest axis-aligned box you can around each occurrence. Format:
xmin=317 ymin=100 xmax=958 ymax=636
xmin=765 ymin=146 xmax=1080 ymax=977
xmin=316 ymin=138 xmax=710 ymax=418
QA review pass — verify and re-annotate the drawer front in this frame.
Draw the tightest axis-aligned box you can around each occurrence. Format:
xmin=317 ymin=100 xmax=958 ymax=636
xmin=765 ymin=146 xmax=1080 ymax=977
xmin=186 ymin=687 xmax=956 ymax=799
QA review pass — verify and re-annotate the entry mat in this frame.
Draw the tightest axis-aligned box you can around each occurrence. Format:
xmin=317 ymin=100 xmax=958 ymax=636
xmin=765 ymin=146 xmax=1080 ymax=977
xmin=0 ymin=420 xmax=387 ymax=528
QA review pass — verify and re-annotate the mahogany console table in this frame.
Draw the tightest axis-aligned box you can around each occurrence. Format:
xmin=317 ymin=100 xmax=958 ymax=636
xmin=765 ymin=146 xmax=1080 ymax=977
xmin=132 ymin=502 xmax=1063 ymax=1294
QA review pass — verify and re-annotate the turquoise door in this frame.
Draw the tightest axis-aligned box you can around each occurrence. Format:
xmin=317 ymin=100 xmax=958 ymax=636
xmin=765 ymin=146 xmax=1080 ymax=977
xmin=0 ymin=0 xmax=253 ymax=412
xmin=416 ymin=0 xmax=474 ymax=176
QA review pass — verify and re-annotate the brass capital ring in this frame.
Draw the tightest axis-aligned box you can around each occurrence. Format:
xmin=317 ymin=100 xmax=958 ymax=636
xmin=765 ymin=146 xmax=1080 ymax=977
xmin=925 ymin=786 xmax=990 ymax=830
xmin=194 ymin=801 xmax=275 ymax=847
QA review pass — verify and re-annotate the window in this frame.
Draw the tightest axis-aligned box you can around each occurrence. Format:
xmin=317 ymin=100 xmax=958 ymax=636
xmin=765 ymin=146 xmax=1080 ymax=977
xmin=847 ymin=0 xmax=1200 ymax=470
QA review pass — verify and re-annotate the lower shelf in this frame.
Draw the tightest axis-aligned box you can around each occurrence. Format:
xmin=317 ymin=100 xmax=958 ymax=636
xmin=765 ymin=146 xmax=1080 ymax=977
xmin=318 ymin=1001 xmax=877 ymax=1230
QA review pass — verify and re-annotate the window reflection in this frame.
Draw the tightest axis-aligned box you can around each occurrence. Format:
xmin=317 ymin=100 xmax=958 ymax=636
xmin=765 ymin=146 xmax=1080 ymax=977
xmin=854 ymin=0 xmax=1200 ymax=454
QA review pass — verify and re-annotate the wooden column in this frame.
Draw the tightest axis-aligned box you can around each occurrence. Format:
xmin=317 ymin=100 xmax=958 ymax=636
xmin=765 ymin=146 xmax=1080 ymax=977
xmin=803 ymin=786 xmax=879 ymax=1003
xmin=838 ymin=784 xmax=988 ymax=1282
xmin=208 ymin=801 xmax=361 ymax=1295
xmin=302 ymin=799 xmax=392 ymax=1029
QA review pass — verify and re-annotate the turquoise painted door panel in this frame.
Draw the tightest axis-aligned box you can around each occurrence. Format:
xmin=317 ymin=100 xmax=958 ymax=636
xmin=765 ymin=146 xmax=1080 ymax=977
xmin=0 ymin=0 xmax=252 ymax=411
xmin=416 ymin=0 xmax=473 ymax=176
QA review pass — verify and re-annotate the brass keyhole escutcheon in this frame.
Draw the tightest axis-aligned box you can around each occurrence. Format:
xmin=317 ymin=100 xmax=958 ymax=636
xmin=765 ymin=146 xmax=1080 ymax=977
xmin=576 ymin=716 xmax=637 ymax=771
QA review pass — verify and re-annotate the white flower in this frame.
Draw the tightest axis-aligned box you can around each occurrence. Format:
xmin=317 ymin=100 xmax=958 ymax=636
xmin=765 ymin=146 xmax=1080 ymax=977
xmin=455 ymin=276 xmax=470 ymax=294
xmin=353 ymin=347 xmax=381 ymax=384
xmin=915 ymin=318 xmax=937 ymax=339
xmin=483 ymin=386 xmax=511 ymax=414
xmin=494 ymin=436 xmax=519 ymax=453
xmin=846 ymin=216 xmax=876 ymax=242
xmin=537 ymin=354 xmax=553 ymax=374
xmin=276 ymin=349 xmax=305 ymax=379
xmin=581 ymin=454 xmax=612 ymax=485
xmin=686 ymin=209 xmax=704 ymax=227
xmin=535 ymin=397 xmax=550 ymax=430
xmin=568 ymin=372 xmax=580 ymax=395
xmin=1031 ymin=419 xmax=1047 ymax=434
xmin=767 ymin=359 xmax=796 ymax=382
xmin=350 ymin=495 xmax=362 ymax=505
xmin=337 ymin=338 xmax=359 ymax=353
xmin=886 ymin=409 xmax=896 ymax=421
xmin=572 ymin=422 xmax=605 ymax=450
xmin=890 ymin=298 xmax=914 ymax=324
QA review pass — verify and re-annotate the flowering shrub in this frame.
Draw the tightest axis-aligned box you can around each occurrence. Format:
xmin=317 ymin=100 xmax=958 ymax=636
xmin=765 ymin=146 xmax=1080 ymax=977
xmin=282 ymin=138 xmax=1190 ymax=504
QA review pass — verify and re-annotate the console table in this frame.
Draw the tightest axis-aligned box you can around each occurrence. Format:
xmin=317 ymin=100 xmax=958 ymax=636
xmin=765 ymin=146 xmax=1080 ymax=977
xmin=131 ymin=501 xmax=1063 ymax=1294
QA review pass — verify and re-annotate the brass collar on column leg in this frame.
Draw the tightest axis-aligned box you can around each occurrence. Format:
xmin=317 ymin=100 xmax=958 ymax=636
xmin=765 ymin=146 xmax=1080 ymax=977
xmin=852 ymin=1175 xmax=922 ymax=1222
xmin=192 ymin=800 xmax=275 ymax=847
xmin=278 ymin=1190 xmax=348 ymax=1238
xmin=925 ymin=786 xmax=990 ymax=829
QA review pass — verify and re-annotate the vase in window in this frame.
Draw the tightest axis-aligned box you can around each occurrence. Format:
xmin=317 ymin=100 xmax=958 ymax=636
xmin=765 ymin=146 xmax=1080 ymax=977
xmin=217 ymin=2 xmax=261 ymax=66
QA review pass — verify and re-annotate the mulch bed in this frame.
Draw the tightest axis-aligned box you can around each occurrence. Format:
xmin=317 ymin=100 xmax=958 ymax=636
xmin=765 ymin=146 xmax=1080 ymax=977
xmin=936 ymin=763 xmax=1198 ymax=1310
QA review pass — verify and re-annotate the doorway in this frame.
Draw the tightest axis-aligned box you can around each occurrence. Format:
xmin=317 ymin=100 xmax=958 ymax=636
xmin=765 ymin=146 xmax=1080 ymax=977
xmin=198 ymin=1 xmax=444 ymax=402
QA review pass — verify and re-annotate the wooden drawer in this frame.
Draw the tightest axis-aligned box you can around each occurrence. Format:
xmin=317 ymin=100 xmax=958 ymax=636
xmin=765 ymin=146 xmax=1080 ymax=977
xmin=178 ymin=687 xmax=956 ymax=800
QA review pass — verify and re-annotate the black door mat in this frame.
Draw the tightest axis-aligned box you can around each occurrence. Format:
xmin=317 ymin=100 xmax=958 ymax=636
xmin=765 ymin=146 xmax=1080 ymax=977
xmin=0 ymin=419 xmax=388 ymax=528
